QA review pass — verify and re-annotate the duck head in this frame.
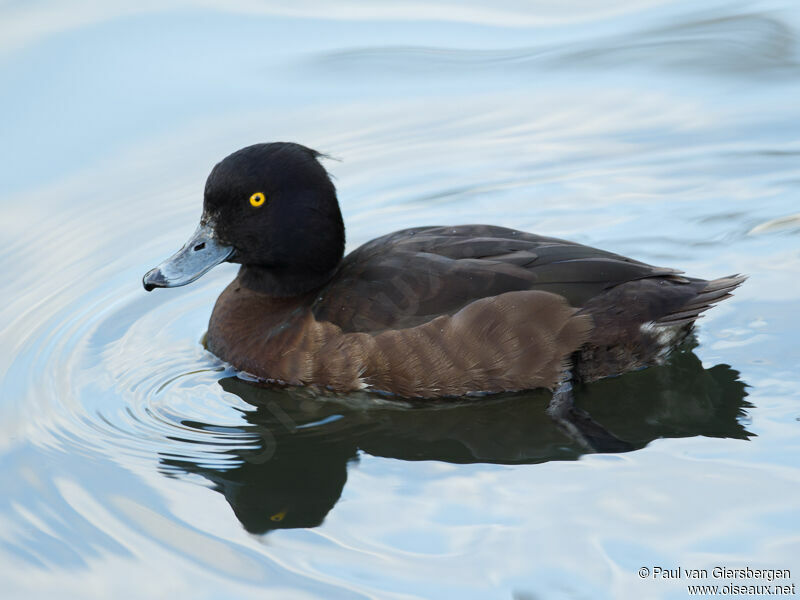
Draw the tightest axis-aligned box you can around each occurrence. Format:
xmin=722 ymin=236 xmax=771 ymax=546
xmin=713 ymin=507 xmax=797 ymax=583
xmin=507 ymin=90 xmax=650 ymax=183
xmin=143 ymin=142 xmax=345 ymax=296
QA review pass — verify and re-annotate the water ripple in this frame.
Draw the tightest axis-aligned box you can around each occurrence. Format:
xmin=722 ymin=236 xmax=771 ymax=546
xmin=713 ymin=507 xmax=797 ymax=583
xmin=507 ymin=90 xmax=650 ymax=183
xmin=312 ymin=13 xmax=800 ymax=77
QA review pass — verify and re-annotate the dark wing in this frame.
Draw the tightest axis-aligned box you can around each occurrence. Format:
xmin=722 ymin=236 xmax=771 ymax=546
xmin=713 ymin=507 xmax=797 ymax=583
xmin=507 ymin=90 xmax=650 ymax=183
xmin=313 ymin=225 xmax=684 ymax=333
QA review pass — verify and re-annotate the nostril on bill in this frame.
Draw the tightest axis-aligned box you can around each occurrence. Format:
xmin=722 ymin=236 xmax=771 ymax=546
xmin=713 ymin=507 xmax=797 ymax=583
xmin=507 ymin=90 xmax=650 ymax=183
xmin=193 ymin=242 xmax=206 ymax=251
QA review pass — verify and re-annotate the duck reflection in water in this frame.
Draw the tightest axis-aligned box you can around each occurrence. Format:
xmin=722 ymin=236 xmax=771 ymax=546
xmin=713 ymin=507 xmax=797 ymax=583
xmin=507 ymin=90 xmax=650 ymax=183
xmin=160 ymin=341 xmax=750 ymax=534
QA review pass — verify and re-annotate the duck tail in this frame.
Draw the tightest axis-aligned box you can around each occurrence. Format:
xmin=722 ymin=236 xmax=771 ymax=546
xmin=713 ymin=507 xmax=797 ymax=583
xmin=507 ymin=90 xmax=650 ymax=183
xmin=656 ymin=274 xmax=747 ymax=327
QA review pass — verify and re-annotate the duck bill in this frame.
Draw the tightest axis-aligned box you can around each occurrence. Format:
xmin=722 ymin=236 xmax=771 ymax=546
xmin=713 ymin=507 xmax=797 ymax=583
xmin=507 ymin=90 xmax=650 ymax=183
xmin=143 ymin=222 xmax=234 ymax=291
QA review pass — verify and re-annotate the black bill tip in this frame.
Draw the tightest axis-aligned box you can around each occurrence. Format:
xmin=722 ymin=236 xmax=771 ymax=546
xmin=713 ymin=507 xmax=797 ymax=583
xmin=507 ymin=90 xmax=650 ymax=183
xmin=143 ymin=267 xmax=167 ymax=291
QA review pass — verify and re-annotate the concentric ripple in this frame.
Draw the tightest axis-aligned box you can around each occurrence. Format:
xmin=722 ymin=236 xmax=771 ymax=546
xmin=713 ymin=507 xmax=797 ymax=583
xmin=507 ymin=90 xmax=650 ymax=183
xmin=0 ymin=193 xmax=265 ymax=471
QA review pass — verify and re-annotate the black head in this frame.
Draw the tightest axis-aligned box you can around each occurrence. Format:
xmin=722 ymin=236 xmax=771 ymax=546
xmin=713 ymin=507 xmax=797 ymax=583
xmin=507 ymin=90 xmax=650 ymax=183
xmin=143 ymin=142 xmax=345 ymax=296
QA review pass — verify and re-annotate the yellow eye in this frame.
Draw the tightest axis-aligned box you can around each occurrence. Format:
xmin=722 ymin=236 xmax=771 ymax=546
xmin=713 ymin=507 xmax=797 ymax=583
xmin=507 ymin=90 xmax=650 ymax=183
xmin=249 ymin=192 xmax=266 ymax=207
xmin=270 ymin=509 xmax=287 ymax=522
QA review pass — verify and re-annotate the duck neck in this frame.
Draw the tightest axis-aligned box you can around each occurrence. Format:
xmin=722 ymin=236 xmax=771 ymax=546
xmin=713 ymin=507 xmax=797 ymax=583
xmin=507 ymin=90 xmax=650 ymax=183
xmin=237 ymin=263 xmax=339 ymax=297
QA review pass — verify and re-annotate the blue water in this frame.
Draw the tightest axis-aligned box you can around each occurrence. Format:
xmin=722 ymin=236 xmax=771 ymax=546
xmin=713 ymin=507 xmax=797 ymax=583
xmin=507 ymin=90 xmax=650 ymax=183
xmin=1 ymin=2 xmax=799 ymax=599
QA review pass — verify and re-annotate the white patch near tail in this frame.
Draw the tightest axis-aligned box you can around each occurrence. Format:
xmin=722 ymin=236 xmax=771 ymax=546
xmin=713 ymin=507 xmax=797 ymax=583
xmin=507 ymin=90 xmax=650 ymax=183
xmin=640 ymin=321 xmax=686 ymax=364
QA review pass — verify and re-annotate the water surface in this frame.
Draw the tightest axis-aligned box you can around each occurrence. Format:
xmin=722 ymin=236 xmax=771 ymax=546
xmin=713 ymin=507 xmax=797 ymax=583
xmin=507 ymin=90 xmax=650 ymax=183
xmin=1 ymin=1 xmax=799 ymax=598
